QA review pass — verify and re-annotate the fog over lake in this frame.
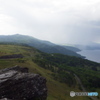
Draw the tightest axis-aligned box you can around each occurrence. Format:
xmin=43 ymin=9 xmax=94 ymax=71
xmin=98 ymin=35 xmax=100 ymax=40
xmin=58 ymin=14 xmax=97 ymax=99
xmin=78 ymin=50 xmax=100 ymax=63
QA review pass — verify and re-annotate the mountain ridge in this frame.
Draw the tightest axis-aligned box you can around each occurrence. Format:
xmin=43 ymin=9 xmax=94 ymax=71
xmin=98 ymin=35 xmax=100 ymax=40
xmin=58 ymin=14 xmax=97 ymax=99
xmin=0 ymin=34 xmax=84 ymax=58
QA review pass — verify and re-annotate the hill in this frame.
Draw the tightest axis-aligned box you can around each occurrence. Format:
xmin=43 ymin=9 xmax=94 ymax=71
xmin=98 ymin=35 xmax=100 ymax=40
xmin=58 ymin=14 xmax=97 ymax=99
xmin=0 ymin=34 xmax=83 ymax=58
xmin=62 ymin=45 xmax=81 ymax=52
xmin=0 ymin=44 xmax=99 ymax=100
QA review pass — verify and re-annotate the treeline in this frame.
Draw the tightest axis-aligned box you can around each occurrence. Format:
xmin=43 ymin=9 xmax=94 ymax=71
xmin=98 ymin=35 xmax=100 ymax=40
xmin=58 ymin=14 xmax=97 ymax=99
xmin=32 ymin=56 xmax=76 ymax=87
xmin=33 ymin=53 xmax=100 ymax=90
xmin=39 ymin=53 xmax=100 ymax=68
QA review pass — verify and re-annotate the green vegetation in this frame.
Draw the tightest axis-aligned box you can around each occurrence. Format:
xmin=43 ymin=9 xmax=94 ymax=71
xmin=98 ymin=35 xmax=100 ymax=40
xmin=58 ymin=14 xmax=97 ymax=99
xmin=0 ymin=44 xmax=99 ymax=100
xmin=32 ymin=53 xmax=100 ymax=99
xmin=0 ymin=34 xmax=83 ymax=57
xmin=33 ymin=53 xmax=100 ymax=90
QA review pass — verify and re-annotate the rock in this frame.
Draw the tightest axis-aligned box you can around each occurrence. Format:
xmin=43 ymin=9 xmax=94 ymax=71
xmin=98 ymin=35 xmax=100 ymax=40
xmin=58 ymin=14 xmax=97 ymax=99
xmin=0 ymin=54 xmax=23 ymax=59
xmin=0 ymin=66 xmax=47 ymax=100
xmin=0 ymin=98 xmax=11 ymax=100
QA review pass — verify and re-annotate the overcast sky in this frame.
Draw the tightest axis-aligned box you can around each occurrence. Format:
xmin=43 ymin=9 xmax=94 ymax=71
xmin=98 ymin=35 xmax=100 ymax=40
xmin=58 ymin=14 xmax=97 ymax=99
xmin=0 ymin=0 xmax=100 ymax=44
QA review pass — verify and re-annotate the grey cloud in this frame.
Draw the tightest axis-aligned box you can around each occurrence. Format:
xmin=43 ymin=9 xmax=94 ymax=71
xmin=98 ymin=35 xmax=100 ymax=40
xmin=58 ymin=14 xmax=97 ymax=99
xmin=0 ymin=0 xmax=100 ymax=45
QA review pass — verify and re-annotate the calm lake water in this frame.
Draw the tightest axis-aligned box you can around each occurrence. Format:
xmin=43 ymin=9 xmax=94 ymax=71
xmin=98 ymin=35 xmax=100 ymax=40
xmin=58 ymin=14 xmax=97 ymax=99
xmin=77 ymin=50 xmax=100 ymax=63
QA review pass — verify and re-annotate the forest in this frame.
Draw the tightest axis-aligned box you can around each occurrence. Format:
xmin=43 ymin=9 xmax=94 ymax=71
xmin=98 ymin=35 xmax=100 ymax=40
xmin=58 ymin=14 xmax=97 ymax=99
xmin=33 ymin=53 xmax=100 ymax=91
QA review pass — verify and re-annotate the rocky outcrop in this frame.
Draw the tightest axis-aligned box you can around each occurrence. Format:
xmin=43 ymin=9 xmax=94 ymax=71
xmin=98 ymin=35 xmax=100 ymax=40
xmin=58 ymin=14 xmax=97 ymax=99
xmin=0 ymin=54 xmax=23 ymax=59
xmin=0 ymin=66 xmax=47 ymax=100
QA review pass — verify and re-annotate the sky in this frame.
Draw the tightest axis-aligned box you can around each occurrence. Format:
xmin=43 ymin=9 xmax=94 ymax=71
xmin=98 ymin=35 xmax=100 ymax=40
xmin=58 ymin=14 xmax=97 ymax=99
xmin=0 ymin=0 xmax=100 ymax=44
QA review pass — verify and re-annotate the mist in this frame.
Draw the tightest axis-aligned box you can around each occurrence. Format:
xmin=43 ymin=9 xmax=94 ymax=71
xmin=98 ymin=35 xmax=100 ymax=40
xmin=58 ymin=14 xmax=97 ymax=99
xmin=0 ymin=0 xmax=100 ymax=45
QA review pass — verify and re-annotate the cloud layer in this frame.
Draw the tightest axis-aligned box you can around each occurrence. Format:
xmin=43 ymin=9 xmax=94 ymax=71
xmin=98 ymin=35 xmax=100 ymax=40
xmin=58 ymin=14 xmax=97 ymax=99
xmin=0 ymin=0 xmax=100 ymax=44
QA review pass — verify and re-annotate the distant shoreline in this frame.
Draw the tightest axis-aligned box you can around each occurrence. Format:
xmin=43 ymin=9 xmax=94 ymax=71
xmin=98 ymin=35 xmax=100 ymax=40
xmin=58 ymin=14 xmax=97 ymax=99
xmin=77 ymin=50 xmax=100 ymax=63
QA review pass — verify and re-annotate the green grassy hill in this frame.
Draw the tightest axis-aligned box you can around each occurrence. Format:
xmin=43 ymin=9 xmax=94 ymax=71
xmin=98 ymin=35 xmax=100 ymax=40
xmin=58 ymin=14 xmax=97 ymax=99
xmin=0 ymin=44 xmax=99 ymax=100
xmin=0 ymin=34 xmax=83 ymax=58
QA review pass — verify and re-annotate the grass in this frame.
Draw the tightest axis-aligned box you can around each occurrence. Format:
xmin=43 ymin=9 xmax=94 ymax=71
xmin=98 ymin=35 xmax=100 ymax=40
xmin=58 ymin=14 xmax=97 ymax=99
xmin=0 ymin=44 xmax=94 ymax=100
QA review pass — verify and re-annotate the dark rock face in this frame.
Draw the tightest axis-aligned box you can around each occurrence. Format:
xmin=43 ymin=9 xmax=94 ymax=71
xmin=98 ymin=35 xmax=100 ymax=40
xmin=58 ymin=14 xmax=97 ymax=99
xmin=0 ymin=66 xmax=47 ymax=100
xmin=0 ymin=54 xmax=23 ymax=59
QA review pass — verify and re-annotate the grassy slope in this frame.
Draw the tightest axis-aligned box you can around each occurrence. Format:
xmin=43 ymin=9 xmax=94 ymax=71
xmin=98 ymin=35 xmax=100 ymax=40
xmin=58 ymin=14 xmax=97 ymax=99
xmin=0 ymin=44 xmax=92 ymax=100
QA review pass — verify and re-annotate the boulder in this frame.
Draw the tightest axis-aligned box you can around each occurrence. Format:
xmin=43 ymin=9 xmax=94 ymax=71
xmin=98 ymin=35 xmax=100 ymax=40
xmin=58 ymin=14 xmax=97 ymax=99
xmin=0 ymin=66 xmax=47 ymax=100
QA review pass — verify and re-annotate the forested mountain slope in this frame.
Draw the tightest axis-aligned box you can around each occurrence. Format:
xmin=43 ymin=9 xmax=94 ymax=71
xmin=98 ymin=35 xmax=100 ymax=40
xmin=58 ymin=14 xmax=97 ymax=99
xmin=0 ymin=34 xmax=83 ymax=58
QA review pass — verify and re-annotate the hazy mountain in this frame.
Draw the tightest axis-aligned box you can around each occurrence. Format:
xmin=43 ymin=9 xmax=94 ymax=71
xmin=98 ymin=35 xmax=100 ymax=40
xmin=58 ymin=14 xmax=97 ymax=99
xmin=75 ymin=43 xmax=100 ymax=50
xmin=61 ymin=45 xmax=81 ymax=52
xmin=0 ymin=34 xmax=83 ymax=58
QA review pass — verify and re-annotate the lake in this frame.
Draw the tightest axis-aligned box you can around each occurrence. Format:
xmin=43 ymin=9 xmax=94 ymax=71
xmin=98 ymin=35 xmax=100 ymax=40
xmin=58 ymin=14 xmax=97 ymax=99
xmin=77 ymin=50 xmax=100 ymax=63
